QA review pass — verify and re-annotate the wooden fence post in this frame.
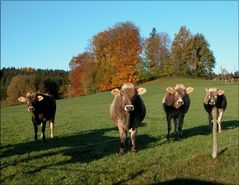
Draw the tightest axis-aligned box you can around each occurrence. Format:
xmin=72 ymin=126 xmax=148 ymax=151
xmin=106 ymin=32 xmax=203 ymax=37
xmin=212 ymin=107 xmax=218 ymax=159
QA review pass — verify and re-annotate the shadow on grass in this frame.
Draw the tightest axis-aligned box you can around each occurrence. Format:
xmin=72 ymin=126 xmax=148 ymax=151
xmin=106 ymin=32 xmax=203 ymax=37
xmin=1 ymin=124 xmax=160 ymax=167
xmin=152 ymin=178 xmax=227 ymax=185
xmin=183 ymin=120 xmax=239 ymax=139
xmin=1 ymin=125 xmax=161 ymax=182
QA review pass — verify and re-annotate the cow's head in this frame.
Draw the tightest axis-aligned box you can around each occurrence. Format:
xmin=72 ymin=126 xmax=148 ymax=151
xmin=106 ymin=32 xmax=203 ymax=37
xmin=165 ymin=84 xmax=194 ymax=109
xmin=111 ymin=83 xmax=146 ymax=112
xmin=204 ymin=88 xmax=224 ymax=105
xmin=18 ymin=92 xmax=44 ymax=112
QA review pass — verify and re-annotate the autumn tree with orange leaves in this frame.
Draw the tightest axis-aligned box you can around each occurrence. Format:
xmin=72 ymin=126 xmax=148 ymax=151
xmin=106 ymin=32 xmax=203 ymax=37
xmin=68 ymin=23 xmax=216 ymax=97
xmin=92 ymin=22 xmax=142 ymax=90
xmin=69 ymin=52 xmax=92 ymax=96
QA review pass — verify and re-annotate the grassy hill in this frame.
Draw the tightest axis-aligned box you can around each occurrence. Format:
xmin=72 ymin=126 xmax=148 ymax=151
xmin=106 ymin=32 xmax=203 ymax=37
xmin=1 ymin=78 xmax=238 ymax=185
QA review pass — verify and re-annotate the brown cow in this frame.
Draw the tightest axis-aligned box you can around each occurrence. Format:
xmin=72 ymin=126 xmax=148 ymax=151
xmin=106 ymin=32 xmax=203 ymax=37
xmin=162 ymin=84 xmax=194 ymax=140
xmin=18 ymin=92 xmax=56 ymax=141
xmin=203 ymin=88 xmax=227 ymax=133
xmin=110 ymin=83 xmax=147 ymax=155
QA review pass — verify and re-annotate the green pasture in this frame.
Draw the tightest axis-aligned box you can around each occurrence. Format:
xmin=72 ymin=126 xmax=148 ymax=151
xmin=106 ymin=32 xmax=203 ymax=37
xmin=1 ymin=78 xmax=238 ymax=185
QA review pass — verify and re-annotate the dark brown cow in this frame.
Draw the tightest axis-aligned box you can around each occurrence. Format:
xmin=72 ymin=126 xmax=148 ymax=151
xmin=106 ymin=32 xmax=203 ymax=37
xmin=110 ymin=83 xmax=146 ymax=155
xmin=162 ymin=84 xmax=194 ymax=140
xmin=203 ymin=88 xmax=227 ymax=133
xmin=18 ymin=92 xmax=56 ymax=141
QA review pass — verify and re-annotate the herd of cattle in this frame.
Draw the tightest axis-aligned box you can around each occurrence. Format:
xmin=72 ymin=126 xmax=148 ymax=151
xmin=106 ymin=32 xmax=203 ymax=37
xmin=18 ymin=83 xmax=227 ymax=155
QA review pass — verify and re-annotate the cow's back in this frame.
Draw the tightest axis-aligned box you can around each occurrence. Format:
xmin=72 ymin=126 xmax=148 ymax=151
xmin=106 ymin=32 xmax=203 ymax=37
xmin=216 ymin=94 xmax=227 ymax=110
xmin=130 ymin=95 xmax=146 ymax=128
xmin=36 ymin=94 xmax=56 ymax=121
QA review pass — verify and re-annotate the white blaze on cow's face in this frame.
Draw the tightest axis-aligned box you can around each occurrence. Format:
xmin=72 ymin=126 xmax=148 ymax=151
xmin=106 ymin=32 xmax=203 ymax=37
xmin=205 ymin=88 xmax=224 ymax=105
xmin=18 ymin=92 xmax=44 ymax=112
xmin=111 ymin=83 xmax=146 ymax=112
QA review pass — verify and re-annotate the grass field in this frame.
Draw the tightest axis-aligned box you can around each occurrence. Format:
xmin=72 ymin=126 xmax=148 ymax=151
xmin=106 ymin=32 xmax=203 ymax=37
xmin=1 ymin=78 xmax=238 ymax=185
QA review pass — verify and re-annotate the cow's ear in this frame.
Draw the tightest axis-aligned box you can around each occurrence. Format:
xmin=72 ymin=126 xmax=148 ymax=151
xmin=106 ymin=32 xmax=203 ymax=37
xmin=218 ymin=90 xmax=224 ymax=95
xmin=18 ymin=96 xmax=27 ymax=103
xmin=166 ymin=87 xmax=175 ymax=94
xmin=37 ymin=95 xmax=44 ymax=101
xmin=186 ymin=87 xmax=194 ymax=94
xmin=137 ymin=87 xmax=147 ymax=95
xmin=111 ymin=89 xmax=121 ymax=96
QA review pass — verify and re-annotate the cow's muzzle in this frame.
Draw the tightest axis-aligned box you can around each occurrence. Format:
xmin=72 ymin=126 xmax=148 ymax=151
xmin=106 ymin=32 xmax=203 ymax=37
xmin=209 ymin=100 xmax=215 ymax=105
xmin=124 ymin=105 xmax=134 ymax=112
xmin=177 ymin=100 xmax=184 ymax=106
xmin=28 ymin=106 xmax=35 ymax=112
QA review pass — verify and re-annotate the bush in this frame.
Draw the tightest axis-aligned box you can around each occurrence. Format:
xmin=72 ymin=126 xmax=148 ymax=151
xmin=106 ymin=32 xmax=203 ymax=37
xmin=6 ymin=75 xmax=36 ymax=105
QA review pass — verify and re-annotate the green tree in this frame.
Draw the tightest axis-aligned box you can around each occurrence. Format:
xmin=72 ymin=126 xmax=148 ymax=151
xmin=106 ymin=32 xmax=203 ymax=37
xmin=184 ymin=33 xmax=215 ymax=78
xmin=144 ymin=28 xmax=171 ymax=78
xmin=171 ymin=26 xmax=192 ymax=76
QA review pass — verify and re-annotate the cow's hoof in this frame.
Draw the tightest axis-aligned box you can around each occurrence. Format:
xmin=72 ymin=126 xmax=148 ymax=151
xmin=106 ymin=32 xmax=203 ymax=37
xmin=131 ymin=147 xmax=137 ymax=153
xmin=219 ymin=130 xmax=222 ymax=133
xmin=166 ymin=135 xmax=170 ymax=141
xmin=119 ymin=148 xmax=125 ymax=156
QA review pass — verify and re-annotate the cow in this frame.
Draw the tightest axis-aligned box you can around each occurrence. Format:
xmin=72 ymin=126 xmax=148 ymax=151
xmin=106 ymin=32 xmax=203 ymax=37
xmin=162 ymin=84 xmax=194 ymax=141
xmin=18 ymin=92 xmax=56 ymax=141
xmin=110 ymin=83 xmax=147 ymax=155
xmin=203 ymin=88 xmax=227 ymax=133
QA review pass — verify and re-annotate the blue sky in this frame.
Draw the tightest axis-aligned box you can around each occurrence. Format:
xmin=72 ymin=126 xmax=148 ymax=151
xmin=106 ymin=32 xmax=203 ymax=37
xmin=1 ymin=1 xmax=238 ymax=73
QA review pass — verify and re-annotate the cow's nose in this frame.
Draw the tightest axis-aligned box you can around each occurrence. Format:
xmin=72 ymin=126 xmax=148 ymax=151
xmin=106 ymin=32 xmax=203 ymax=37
xmin=177 ymin=100 xmax=184 ymax=105
xmin=124 ymin=105 xmax=134 ymax=111
xmin=28 ymin=106 xmax=35 ymax=112
xmin=209 ymin=100 xmax=215 ymax=105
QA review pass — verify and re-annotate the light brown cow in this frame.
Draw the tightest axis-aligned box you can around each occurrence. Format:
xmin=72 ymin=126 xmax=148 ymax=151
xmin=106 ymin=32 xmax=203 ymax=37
xmin=203 ymin=88 xmax=227 ymax=133
xmin=110 ymin=83 xmax=146 ymax=155
xmin=162 ymin=84 xmax=194 ymax=140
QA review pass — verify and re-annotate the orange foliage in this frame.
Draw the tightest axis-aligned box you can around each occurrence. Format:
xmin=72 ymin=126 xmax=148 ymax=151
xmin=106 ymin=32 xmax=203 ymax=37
xmin=69 ymin=52 xmax=90 ymax=96
xmin=20 ymin=67 xmax=35 ymax=73
xmin=93 ymin=22 xmax=142 ymax=90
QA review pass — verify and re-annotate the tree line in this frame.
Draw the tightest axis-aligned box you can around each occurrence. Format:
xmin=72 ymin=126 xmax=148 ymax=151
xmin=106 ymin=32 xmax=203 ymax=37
xmin=69 ymin=22 xmax=216 ymax=96
xmin=0 ymin=67 xmax=69 ymax=104
xmin=2 ymin=21 xmax=227 ymax=103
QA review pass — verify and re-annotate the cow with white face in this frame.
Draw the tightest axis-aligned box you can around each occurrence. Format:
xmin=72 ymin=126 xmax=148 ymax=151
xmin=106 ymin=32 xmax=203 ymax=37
xmin=18 ymin=92 xmax=56 ymax=141
xmin=203 ymin=88 xmax=227 ymax=133
xmin=110 ymin=83 xmax=147 ymax=155
xmin=162 ymin=84 xmax=194 ymax=141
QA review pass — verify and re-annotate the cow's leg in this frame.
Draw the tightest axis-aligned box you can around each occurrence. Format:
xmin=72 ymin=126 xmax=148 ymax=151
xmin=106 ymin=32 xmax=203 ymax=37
xmin=33 ymin=123 xmax=38 ymax=140
xmin=32 ymin=118 xmax=38 ymax=140
xmin=218 ymin=109 xmax=224 ymax=133
xmin=208 ymin=112 xmax=212 ymax=125
xmin=50 ymin=122 xmax=54 ymax=138
xmin=130 ymin=128 xmax=137 ymax=152
xmin=41 ymin=121 xmax=46 ymax=141
xmin=118 ymin=124 xmax=126 ymax=155
xmin=173 ymin=118 xmax=179 ymax=139
xmin=178 ymin=115 xmax=185 ymax=139
xmin=166 ymin=114 xmax=172 ymax=141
